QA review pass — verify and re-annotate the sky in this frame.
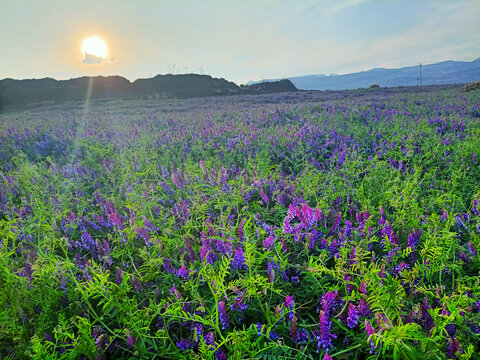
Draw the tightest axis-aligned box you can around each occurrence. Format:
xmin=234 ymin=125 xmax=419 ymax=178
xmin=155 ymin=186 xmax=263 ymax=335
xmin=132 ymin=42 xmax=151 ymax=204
xmin=1 ymin=0 xmax=479 ymax=85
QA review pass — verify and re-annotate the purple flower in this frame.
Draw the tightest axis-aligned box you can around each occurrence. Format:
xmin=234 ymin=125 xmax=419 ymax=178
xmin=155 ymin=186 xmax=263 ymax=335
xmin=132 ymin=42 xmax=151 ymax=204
xmin=116 ymin=267 xmax=123 ymax=285
xmin=204 ymin=332 xmax=215 ymax=346
xmin=442 ymin=209 xmax=448 ymax=222
xmin=284 ymin=295 xmax=295 ymax=321
xmin=185 ymin=236 xmax=196 ymax=260
xmin=163 ymin=258 xmax=176 ymax=274
xmin=473 ymin=200 xmax=479 ymax=216
xmin=317 ymin=310 xmax=335 ymax=351
xmin=259 ymin=189 xmax=269 ymax=203
xmin=393 ymin=261 xmax=409 ymax=275
xmin=364 ymin=320 xmax=376 ymax=348
xmin=282 ymin=217 xmax=293 ymax=234
xmin=262 ymin=235 xmax=275 ymax=249
xmin=419 ymin=298 xmax=434 ymax=331
xmin=347 ymin=303 xmax=359 ymax=328
xmin=218 ymin=300 xmax=229 ymax=329
xmin=199 ymin=160 xmax=206 ymax=174
xmin=108 ymin=212 xmax=123 ymax=230
xmin=131 ymin=277 xmax=142 ymax=292
xmin=80 ymin=231 xmax=95 ymax=250
xmin=359 ymin=281 xmax=367 ymax=295
xmin=238 ymin=219 xmax=246 ymax=241
xmin=216 ymin=239 xmax=232 ymax=256
xmin=284 ymin=295 xmax=295 ymax=308
xmin=127 ymin=334 xmax=135 ymax=347
xmin=256 ymin=323 xmax=266 ymax=336
xmin=445 ymin=324 xmax=456 ymax=337
xmin=220 ymin=166 xmax=228 ymax=185
xmin=358 ymin=298 xmax=371 ymax=317
xmin=215 ymin=348 xmax=227 ymax=360
xmin=407 ymin=229 xmax=422 ymax=261
xmin=267 ymin=260 xmax=280 ymax=283
xmin=232 ymin=247 xmax=247 ymax=270
xmin=467 ymin=242 xmax=477 ymax=257
xmin=446 ymin=336 xmax=460 ymax=359
xmin=300 ymin=203 xmax=315 ymax=228
xmin=322 ymin=290 xmax=343 ymax=318
xmin=178 ymin=265 xmax=190 ymax=279
xmin=329 ymin=212 xmax=341 ymax=234
xmin=324 ymin=352 xmax=332 ymax=360
xmin=290 ymin=315 xmax=298 ymax=342
xmin=176 ymin=338 xmax=192 ymax=351
xmin=135 ymin=226 xmax=150 ymax=246
xmin=170 ymin=286 xmax=182 ymax=300
xmin=230 ymin=294 xmax=248 ymax=312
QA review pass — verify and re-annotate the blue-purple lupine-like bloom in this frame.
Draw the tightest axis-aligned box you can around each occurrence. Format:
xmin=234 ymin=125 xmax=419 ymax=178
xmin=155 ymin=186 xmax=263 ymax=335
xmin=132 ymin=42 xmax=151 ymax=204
xmin=135 ymin=226 xmax=151 ymax=246
xmin=204 ymin=331 xmax=215 ymax=346
xmin=347 ymin=303 xmax=359 ymax=328
xmin=290 ymin=314 xmax=297 ymax=342
xmin=267 ymin=260 xmax=279 ymax=283
xmin=467 ymin=242 xmax=477 ymax=257
xmin=282 ymin=217 xmax=293 ymax=234
xmin=80 ymin=231 xmax=95 ymax=251
xmin=259 ymin=189 xmax=269 ymax=203
xmin=176 ymin=338 xmax=192 ymax=351
xmin=329 ymin=212 xmax=341 ymax=234
xmin=218 ymin=300 xmax=229 ymax=329
xmin=446 ymin=336 xmax=461 ymax=359
xmin=317 ymin=310 xmax=335 ymax=351
xmin=407 ymin=229 xmax=422 ymax=261
xmin=322 ymin=290 xmax=342 ymax=317
xmin=230 ymin=292 xmax=248 ymax=312
xmin=284 ymin=295 xmax=295 ymax=321
xmin=127 ymin=334 xmax=135 ymax=348
xmin=215 ymin=348 xmax=227 ymax=360
xmin=108 ymin=211 xmax=123 ymax=230
xmin=116 ymin=267 xmax=123 ymax=285
xmin=364 ymin=319 xmax=376 ymax=348
xmin=262 ymin=235 xmax=275 ymax=249
xmin=131 ymin=277 xmax=142 ymax=292
xmin=473 ymin=200 xmax=479 ymax=216
xmin=232 ymin=247 xmax=247 ymax=270
xmin=358 ymin=298 xmax=371 ymax=317
xmin=216 ymin=239 xmax=232 ymax=256
xmin=393 ymin=261 xmax=409 ymax=275
xmin=300 ymin=203 xmax=315 ymax=228
xmin=419 ymin=298 xmax=434 ymax=331
xmin=359 ymin=280 xmax=367 ymax=295
xmin=219 ymin=166 xmax=228 ymax=185
xmin=178 ymin=264 xmax=190 ymax=279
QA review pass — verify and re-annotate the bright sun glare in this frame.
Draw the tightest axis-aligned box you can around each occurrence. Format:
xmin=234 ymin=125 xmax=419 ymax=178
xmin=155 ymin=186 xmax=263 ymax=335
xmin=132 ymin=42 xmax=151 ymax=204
xmin=82 ymin=36 xmax=108 ymax=59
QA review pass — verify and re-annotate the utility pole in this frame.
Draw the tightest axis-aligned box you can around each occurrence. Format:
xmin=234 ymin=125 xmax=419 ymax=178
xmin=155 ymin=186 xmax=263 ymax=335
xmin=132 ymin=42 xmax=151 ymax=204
xmin=419 ymin=64 xmax=422 ymax=86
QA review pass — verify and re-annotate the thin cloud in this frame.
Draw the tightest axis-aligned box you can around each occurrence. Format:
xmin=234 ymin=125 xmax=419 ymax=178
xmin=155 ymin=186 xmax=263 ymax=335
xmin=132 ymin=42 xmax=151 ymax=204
xmin=82 ymin=52 xmax=115 ymax=65
xmin=83 ymin=52 xmax=104 ymax=64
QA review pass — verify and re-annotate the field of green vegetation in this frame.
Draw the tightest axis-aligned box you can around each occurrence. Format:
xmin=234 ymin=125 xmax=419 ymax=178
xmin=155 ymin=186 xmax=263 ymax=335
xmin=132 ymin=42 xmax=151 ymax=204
xmin=1 ymin=87 xmax=479 ymax=359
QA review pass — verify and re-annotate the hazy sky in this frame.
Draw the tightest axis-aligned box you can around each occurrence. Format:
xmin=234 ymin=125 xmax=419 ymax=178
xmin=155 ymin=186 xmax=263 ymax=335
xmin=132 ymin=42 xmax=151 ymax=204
xmin=1 ymin=0 xmax=479 ymax=84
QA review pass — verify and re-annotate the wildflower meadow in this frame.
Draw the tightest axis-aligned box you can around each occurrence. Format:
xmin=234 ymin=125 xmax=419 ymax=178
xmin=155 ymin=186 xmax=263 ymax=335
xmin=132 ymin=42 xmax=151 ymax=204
xmin=1 ymin=87 xmax=479 ymax=359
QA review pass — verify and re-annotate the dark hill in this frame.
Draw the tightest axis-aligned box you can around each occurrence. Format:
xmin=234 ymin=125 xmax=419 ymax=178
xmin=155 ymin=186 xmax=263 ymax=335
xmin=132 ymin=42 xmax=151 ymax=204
xmin=0 ymin=74 xmax=297 ymax=111
xmin=240 ymin=79 xmax=297 ymax=94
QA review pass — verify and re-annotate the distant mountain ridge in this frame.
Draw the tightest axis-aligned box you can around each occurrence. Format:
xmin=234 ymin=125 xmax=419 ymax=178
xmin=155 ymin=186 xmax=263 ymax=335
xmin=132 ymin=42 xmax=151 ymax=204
xmin=0 ymin=74 xmax=297 ymax=111
xmin=248 ymin=58 xmax=480 ymax=90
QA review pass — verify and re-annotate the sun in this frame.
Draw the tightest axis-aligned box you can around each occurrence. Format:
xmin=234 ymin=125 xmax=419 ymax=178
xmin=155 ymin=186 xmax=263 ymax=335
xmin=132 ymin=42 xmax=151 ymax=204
xmin=82 ymin=36 xmax=108 ymax=59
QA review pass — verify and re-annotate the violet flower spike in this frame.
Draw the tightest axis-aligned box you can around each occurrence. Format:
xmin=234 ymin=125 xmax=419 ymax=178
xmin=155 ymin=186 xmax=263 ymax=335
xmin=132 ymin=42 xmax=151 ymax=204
xmin=347 ymin=303 xmax=359 ymax=328
xmin=218 ymin=300 xmax=229 ymax=329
